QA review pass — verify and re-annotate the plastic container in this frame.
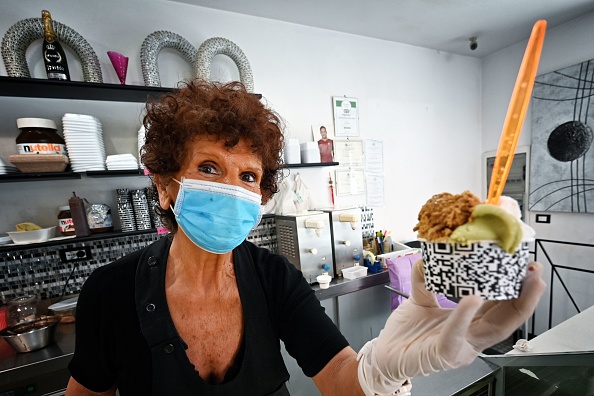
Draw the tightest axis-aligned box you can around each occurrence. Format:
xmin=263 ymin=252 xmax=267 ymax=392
xmin=15 ymin=118 xmax=66 ymax=155
xmin=69 ymin=192 xmax=91 ymax=237
xmin=284 ymin=138 xmax=301 ymax=164
xmin=316 ymin=273 xmax=332 ymax=289
xmin=7 ymin=227 xmax=56 ymax=244
xmin=48 ymin=296 xmax=78 ymax=323
xmin=342 ymin=266 xmax=368 ymax=280
xmin=300 ymin=142 xmax=321 ymax=163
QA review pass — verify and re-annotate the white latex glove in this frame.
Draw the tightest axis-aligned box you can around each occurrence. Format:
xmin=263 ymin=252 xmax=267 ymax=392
xmin=357 ymin=259 xmax=545 ymax=395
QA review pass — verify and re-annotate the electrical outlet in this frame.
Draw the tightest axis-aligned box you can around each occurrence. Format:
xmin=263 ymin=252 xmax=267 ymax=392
xmin=59 ymin=246 xmax=92 ymax=262
xmin=535 ymin=214 xmax=551 ymax=224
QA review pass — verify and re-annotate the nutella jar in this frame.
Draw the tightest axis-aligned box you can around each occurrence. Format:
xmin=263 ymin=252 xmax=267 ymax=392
xmin=16 ymin=118 xmax=67 ymax=155
xmin=58 ymin=205 xmax=75 ymax=236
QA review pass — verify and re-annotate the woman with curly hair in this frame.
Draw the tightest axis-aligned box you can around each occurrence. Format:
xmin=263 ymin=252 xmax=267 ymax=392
xmin=66 ymin=80 xmax=545 ymax=396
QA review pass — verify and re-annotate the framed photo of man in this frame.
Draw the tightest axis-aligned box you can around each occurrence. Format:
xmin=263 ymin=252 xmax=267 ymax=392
xmin=312 ymin=123 xmax=335 ymax=163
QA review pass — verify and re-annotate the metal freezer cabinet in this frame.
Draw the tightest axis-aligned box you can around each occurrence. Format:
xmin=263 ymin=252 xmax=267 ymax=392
xmin=275 ymin=212 xmax=334 ymax=284
xmin=323 ymin=208 xmax=363 ymax=276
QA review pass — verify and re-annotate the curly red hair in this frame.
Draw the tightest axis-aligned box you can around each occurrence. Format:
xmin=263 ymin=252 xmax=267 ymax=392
xmin=141 ymin=79 xmax=284 ymax=233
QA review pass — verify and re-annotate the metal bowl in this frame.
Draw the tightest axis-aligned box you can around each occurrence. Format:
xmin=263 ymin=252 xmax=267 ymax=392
xmin=0 ymin=316 xmax=60 ymax=353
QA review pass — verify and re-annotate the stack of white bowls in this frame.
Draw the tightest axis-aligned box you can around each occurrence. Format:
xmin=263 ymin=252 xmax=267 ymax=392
xmin=0 ymin=157 xmax=18 ymax=175
xmin=62 ymin=113 xmax=106 ymax=172
xmin=106 ymin=154 xmax=139 ymax=170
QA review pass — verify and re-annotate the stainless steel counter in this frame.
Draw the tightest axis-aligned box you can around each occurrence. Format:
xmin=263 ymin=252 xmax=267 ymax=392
xmin=411 ymin=358 xmax=499 ymax=395
xmin=312 ymin=269 xmax=390 ymax=300
xmin=0 ymin=322 xmax=75 ymax=389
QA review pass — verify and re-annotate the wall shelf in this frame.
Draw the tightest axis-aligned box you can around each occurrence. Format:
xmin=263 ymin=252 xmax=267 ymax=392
xmin=0 ymin=169 xmax=149 ymax=183
xmin=0 ymin=76 xmax=172 ymax=103
xmin=86 ymin=169 xmax=146 ymax=177
xmin=0 ymin=77 xmax=263 ymax=103
xmin=283 ymin=162 xmax=339 ymax=168
xmin=0 ymin=171 xmax=81 ymax=183
xmin=0 ymin=228 xmax=159 ymax=253
xmin=0 ymin=164 xmax=336 ymax=182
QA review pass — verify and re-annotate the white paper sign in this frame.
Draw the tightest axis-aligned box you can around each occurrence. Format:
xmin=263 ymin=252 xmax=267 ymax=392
xmin=335 ymin=168 xmax=366 ymax=196
xmin=366 ymin=173 xmax=384 ymax=207
xmin=333 ymin=96 xmax=360 ymax=137
xmin=365 ymin=139 xmax=383 ymax=173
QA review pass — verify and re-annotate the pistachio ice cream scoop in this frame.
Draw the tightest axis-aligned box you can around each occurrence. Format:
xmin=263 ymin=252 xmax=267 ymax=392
xmin=450 ymin=203 xmax=522 ymax=253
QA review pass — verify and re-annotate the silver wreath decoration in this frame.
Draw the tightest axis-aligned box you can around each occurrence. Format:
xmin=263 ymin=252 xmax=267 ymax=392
xmin=1 ymin=17 xmax=103 ymax=83
xmin=140 ymin=31 xmax=198 ymax=87
xmin=194 ymin=37 xmax=254 ymax=93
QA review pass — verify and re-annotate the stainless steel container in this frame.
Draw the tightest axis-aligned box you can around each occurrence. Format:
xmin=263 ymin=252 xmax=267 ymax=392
xmin=323 ymin=208 xmax=364 ymax=276
xmin=275 ymin=211 xmax=334 ymax=284
xmin=0 ymin=316 xmax=60 ymax=353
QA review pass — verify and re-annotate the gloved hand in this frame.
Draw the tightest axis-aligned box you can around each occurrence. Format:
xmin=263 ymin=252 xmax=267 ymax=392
xmin=357 ymin=259 xmax=545 ymax=396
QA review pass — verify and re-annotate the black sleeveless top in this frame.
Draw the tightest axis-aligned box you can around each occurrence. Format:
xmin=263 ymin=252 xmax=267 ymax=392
xmin=69 ymin=237 xmax=349 ymax=395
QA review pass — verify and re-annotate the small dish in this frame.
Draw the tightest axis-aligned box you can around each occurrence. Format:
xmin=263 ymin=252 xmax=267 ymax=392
xmin=48 ymin=296 xmax=78 ymax=323
xmin=7 ymin=227 xmax=56 ymax=244
xmin=48 ymin=296 xmax=78 ymax=312
xmin=342 ymin=266 xmax=368 ymax=280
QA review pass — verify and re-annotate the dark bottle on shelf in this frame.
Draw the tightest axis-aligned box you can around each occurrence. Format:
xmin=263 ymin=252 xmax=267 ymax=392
xmin=42 ymin=10 xmax=70 ymax=81
xmin=69 ymin=192 xmax=91 ymax=237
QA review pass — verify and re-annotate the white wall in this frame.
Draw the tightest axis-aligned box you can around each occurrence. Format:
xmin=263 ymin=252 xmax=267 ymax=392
xmin=0 ymin=0 xmax=482 ymax=241
xmin=3 ymin=0 xmax=590 ymax=340
xmin=482 ymin=14 xmax=594 ymax=334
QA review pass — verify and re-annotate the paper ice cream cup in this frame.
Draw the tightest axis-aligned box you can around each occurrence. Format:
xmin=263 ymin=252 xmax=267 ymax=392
xmin=420 ymin=239 xmax=531 ymax=300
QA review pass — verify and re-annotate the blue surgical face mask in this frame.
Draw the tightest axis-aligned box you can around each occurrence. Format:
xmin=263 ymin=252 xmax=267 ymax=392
xmin=172 ymin=177 xmax=263 ymax=254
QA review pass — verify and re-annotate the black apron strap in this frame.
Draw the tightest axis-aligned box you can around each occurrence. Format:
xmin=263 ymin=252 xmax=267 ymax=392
xmin=135 ymin=239 xmax=290 ymax=395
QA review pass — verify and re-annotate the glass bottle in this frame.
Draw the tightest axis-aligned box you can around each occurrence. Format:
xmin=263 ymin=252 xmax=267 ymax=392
xmin=42 ymin=10 xmax=70 ymax=81
xmin=7 ymin=295 xmax=38 ymax=326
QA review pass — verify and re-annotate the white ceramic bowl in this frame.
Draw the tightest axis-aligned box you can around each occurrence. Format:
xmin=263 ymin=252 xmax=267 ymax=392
xmin=7 ymin=226 xmax=56 ymax=244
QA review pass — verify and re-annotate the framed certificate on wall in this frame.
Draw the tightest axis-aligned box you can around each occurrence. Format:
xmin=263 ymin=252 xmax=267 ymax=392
xmin=333 ymin=96 xmax=360 ymax=137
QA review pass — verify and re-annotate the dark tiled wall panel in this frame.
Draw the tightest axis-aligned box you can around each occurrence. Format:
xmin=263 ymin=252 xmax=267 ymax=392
xmin=0 ymin=219 xmax=277 ymax=304
xmin=0 ymin=233 xmax=162 ymax=304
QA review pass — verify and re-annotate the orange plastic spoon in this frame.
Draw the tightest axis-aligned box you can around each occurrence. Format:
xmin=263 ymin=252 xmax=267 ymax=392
xmin=487 ymin=20 xmax=547 ymax=205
